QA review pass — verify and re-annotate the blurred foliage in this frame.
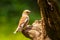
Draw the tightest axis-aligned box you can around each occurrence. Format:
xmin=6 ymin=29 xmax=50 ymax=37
xmin=0 ymin=0 xmax=60 ymax=40
xmin=0 ymin=0 xmax=40 ymax=40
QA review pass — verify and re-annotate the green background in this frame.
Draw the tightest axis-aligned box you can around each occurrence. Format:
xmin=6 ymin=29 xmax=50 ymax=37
xmin=0 ymin=0 xmax=60 ymax=40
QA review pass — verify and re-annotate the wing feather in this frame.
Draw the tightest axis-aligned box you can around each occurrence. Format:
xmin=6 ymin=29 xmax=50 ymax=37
xmin=18 ymin=16 xmax=29 ymax=27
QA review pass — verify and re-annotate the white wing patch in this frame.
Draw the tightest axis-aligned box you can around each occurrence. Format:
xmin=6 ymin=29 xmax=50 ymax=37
xmin=21 ymin=17 xmax=29 ymax=28
xmin=24 ymin=17 xmax=29 ymax=23
xmin=21 ymin=23 xmax=24 ymax=28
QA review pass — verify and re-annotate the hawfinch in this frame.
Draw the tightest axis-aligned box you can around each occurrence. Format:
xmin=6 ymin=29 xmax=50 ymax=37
xmin=14 ymin=10 xmax=31 ymax=34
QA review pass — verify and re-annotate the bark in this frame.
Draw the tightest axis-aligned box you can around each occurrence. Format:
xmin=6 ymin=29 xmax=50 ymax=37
xmin=37 ymin=0 xmax=60 ymax=40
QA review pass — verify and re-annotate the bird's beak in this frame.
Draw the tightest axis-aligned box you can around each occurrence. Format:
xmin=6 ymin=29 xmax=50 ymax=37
xmin=28 ymin=11 xmax=31 ymax=14
xmin=13 ymin=27 xmax=22 ymax=34
xmin=29 ymin=11 xmax=31 ymax=13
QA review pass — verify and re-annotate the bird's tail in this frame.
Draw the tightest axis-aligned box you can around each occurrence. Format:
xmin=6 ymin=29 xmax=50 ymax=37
xmin=13 ymin=26 xmax=20 ymax=34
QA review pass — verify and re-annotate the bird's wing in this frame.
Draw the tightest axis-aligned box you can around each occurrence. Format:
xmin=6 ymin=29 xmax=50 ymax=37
xmin=18 ymin=16 xmax=29 ymax=27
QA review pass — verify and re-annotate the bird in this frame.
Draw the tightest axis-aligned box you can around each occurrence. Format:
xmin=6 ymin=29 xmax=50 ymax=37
xmin=13 ymin=9 xmax=31 ymax=34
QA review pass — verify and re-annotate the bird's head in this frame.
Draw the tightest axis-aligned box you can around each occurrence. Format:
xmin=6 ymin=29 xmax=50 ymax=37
xmin=23 ymin=10 xmax=31 ymax=15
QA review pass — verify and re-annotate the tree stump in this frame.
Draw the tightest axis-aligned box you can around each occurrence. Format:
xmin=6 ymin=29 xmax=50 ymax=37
xmin=37 ymin=0 xmax=60 ymax=40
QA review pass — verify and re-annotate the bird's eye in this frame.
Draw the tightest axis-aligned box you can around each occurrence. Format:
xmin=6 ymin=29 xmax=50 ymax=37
xmin=26 ymin=11 xmax=29 ymax=13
